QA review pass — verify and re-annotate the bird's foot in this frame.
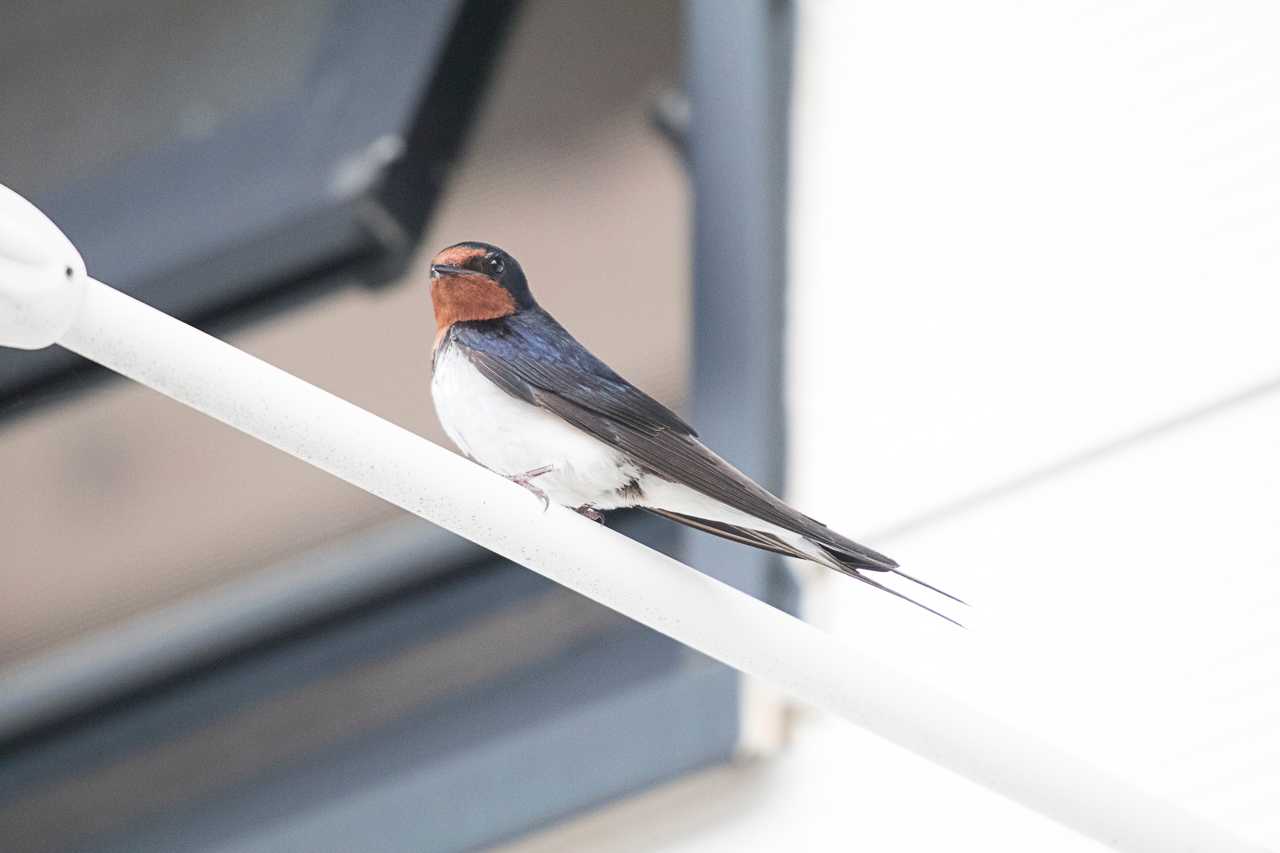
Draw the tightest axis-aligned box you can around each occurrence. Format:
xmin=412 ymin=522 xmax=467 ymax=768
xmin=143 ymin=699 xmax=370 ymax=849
xmin=574 ymin=505 xmax=605 ymax=524
xmin=507 ymin=465 xmax=555 ymax=512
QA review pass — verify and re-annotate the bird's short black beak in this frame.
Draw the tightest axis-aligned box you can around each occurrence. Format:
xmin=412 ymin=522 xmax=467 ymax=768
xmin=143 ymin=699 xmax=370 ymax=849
xmin=430 ymin=263 xmax=469 ymax=279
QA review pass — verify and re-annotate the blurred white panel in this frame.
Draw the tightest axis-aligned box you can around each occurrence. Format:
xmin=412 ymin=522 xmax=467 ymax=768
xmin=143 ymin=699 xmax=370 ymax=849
xmin=797 ymin=366 xmax=1280 ymax=848
xmin=789 ymin=0 xmax=1280 ymax=530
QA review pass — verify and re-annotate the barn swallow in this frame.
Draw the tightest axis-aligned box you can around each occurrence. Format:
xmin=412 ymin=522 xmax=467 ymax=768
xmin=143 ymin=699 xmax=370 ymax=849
xmin=428 ymin=242 xmax=962 ymax=623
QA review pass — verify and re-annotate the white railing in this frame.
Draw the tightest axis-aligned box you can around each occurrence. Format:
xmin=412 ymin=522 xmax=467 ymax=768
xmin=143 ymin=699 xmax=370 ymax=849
xmin=0 ymin=183 xmax=1267 ymax=853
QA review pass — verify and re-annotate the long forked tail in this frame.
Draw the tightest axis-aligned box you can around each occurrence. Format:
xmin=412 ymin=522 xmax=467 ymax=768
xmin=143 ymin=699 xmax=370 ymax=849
xmin=820 ymin=543 xmax=966 ymax=597
xmin=829 ymin=560 xmax=966 ymax=627
xmin=817 ymin=547 xmax=968 ymax=627
xmin=645 ymin=508 xmax=966 ymax=627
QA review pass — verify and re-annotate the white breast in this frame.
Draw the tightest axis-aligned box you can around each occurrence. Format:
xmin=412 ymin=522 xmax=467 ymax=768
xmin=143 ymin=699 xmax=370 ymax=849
xmin=431 ymin=339 xmax=641 ymax=510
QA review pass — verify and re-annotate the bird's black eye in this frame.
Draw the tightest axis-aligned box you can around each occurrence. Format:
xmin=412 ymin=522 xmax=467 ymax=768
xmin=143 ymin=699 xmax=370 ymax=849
xmin=484 ymin=254 xmax=505 ymax=276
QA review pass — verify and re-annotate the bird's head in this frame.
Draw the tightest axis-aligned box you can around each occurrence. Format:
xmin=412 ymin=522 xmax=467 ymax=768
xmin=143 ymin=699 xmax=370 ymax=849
xmin=428 ymin=242 xmax=532 ymax=334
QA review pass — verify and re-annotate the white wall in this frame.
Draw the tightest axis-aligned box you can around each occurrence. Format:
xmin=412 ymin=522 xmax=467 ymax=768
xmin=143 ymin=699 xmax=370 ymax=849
xmin=503 ymin=1 xmax=1280 ymax=849
xmin=786 ymin=0 xmax=1280 ymax=849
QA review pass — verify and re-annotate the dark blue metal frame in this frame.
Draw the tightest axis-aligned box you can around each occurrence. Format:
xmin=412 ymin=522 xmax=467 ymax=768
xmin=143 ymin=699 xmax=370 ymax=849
xmin=0 ymin=0 xmax=517 ymax=417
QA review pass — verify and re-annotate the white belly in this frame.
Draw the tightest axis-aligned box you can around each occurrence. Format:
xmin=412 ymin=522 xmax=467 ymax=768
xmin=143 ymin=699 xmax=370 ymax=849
xmin=431 ymin=341 xmax=641 ymax=509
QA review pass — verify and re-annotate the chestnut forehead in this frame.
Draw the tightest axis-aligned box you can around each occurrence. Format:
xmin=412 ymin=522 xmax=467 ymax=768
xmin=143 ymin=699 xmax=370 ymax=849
xmin=433 ymin=245 xmax=485 ymax=268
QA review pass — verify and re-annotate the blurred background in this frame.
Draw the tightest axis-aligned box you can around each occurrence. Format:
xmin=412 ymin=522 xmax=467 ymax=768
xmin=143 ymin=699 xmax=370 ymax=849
xmin=2 ymin=1 xmax=1279 ymax=851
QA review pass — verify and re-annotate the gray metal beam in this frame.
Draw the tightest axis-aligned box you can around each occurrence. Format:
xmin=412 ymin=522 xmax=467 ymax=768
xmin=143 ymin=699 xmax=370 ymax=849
xmin=686 ymin=0 xmax=797 ymax=610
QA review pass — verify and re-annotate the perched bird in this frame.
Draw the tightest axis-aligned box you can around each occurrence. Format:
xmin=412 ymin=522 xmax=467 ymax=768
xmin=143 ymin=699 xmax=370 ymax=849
xmin=428 ymin=241 xmax=961 ymax=623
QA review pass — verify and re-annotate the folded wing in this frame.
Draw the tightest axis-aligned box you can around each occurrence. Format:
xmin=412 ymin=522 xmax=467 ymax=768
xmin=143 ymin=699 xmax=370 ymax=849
xmin=451 ymin=311 xmax=898 ymax=573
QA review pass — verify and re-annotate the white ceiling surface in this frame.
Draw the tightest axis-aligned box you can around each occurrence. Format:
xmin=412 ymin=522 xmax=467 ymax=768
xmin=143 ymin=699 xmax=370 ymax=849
xmin=786 ymin=0 xmax=1280 ymax=850
xmin=789 ymin=0 xmax=1280 ymax=533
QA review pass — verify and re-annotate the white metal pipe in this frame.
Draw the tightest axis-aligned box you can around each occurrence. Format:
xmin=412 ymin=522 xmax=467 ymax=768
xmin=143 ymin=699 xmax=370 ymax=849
xmin=0 ymin=185 xmax=1269 ymax=853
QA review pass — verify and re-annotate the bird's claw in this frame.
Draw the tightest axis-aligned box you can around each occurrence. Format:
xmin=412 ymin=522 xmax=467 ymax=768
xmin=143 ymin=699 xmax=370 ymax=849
xmin=507 ymin=465 xmax=554 ymax=512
